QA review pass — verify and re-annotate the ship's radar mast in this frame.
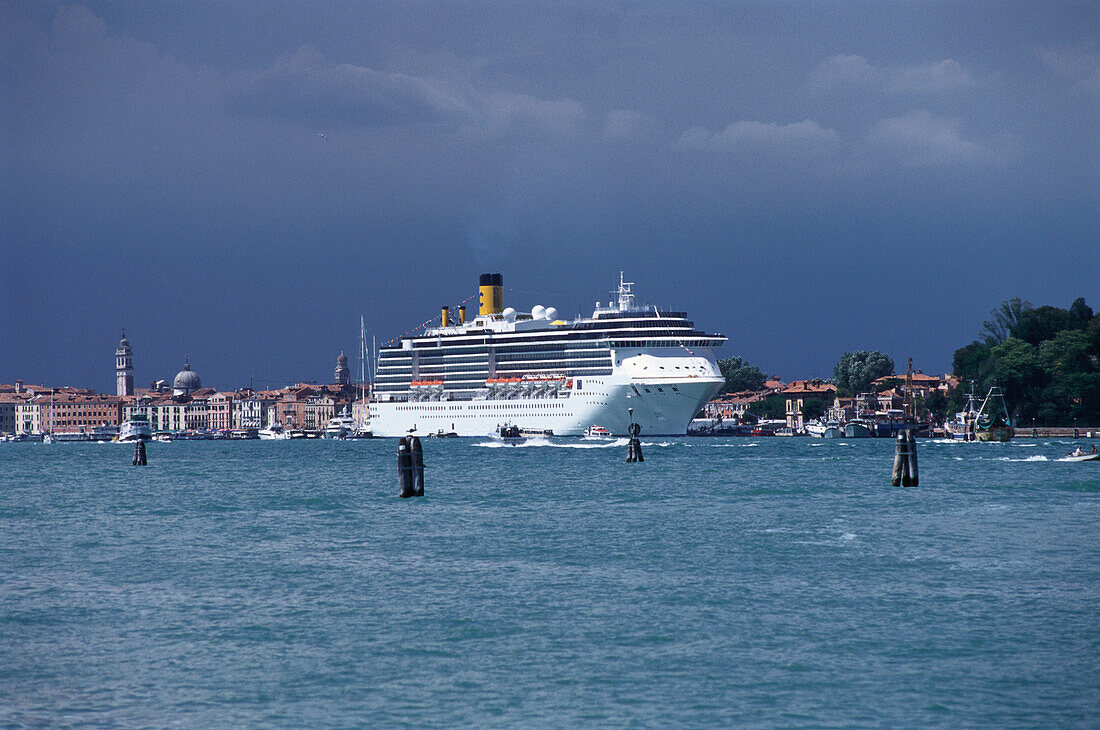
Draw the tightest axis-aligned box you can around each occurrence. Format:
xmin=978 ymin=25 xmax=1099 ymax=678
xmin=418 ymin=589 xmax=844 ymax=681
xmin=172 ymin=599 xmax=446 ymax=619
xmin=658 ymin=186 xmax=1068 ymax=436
xmin=615 ymin=271 xmax=636 ymax=311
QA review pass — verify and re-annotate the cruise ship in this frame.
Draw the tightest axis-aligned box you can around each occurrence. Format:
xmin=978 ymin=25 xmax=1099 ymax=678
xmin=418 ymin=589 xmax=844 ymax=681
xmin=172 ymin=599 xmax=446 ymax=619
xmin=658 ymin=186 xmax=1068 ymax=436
xmin=368 ymin=274 xmax=727 ymax=437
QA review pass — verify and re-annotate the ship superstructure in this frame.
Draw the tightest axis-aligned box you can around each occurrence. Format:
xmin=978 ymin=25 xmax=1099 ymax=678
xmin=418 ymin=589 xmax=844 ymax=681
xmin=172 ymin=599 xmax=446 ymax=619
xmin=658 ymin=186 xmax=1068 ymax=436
xmin=369 ymin=273 xmax=727 ymax=436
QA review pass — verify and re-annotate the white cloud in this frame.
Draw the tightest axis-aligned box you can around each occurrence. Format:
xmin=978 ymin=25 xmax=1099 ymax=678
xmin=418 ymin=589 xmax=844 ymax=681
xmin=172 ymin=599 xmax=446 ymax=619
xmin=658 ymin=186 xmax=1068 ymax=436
xmin=1035 ymin=46 xmax=1100 ymax=93
xmin=810 ymin=55 xmax=973 ymax=93
xmin=808 ymin=54 xmax=885 ymax=88
xmin=478 ymin=93 xmax=585 ymax=135
xmin=225 ymin=46 xmax=585 ymax=136
xmin=866 ymin=110 xmax=987 ymax=166
xmin=887 ymin=59 xmax=973 ymax=93
xmin=676 ymin=119 xmax=839 ymax=153
xmin=602 ymin=110 xmax=655 ymax=141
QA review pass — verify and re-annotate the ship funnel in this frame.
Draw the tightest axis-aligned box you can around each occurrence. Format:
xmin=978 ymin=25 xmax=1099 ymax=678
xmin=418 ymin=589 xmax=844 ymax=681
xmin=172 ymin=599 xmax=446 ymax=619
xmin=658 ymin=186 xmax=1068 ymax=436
xmin=441 ymin=306 xmax=450 ymax=327
xmin=479 ymin=273 xmax=503 ymax=316
xmin=458 ymin=305 xmax=466 ymax=324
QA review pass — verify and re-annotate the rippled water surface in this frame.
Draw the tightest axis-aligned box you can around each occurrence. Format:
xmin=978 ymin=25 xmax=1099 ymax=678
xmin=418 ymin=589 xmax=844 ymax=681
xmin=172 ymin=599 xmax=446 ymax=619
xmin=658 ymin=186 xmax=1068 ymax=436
xmin=2 ymin=437 xmax=1098 ymax=727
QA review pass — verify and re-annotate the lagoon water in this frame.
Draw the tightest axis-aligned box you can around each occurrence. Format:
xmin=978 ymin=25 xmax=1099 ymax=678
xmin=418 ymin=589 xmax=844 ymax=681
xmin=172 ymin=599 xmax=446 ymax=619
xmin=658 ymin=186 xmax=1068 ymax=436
xmin=2 ymin=437 xmax=1098 ymax=727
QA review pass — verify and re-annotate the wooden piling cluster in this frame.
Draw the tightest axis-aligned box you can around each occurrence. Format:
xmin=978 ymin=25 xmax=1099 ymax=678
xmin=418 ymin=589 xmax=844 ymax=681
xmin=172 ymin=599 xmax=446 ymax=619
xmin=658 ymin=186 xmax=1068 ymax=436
xmin=132 ymin=440 xmax=147 ymax=466
xmin=626 ymin=422 xmax=643 ymax=463
xmin=891 ymin=430 xmax=918 ymax=487
xmin=398 ymin=436 xmax=425 ymax=498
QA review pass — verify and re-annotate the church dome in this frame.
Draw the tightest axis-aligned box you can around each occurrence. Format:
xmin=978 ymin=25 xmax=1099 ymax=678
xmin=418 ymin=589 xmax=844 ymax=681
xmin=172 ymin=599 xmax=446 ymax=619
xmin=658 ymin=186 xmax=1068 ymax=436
xmin=173 ymin=361 xmax=202 ymax=395
xmin=117 ymin=333 xmax=131 ymax=350
xmin=338 ymin=352 xmax=348 ymax=364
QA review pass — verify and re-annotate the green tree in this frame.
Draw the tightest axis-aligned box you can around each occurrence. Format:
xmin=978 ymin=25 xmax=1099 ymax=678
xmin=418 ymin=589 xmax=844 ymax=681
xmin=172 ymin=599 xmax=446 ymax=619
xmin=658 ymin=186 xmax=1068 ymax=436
xmin=1038 ymin=330 xmax=1093 ymax=378
xmin=717 ymin=356 xmax=767 ymax=393
xmin=834 ymin=351 xmax=894 ymax=395
xmin=952 ymin=341 xmax=994 ymax=383
xmin=990 ymin=337 xmax=1044 ymax=419
xmin=920 ymin=389 xmax=951 ymax=422
xmin=952 ymin=297 xmax=1100 ymax=424
xmin=801 ymin=399 xmax=828 ymax=421
xmin=1062 ymin=373 xmax=1100 ymax=421
xmin=1013 ymin=305 xmax=1074 ymax=345
xmin=982 ymin=297 xmax=1032 ymax=344
xmin=1069 ymin=297 xmax=1094 ymax=329
xmin=748 ymin=394 xmax=786 ymax=419
xmin=1086 ymin=314 xmax=1100 ymax=358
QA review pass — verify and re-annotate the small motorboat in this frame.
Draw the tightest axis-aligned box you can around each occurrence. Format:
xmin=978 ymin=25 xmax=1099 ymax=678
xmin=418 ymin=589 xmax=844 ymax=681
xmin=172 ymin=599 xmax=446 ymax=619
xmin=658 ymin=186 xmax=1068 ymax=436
xmin=426 ymin=429 xmax=458 ymax=438
xmin=491 ymin=424 xmax=526 ymax=445
xmin=584 ymin=425 xmax=612 ymax=438
xmin=1064 ymin=447 xmax=1099 ymax=462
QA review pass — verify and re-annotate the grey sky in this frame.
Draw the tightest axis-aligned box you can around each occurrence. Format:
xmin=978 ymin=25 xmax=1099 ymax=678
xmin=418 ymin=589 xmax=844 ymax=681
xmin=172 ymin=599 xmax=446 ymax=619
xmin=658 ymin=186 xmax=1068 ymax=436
xmin=2 ymin=1 xmax=1097 ymax=390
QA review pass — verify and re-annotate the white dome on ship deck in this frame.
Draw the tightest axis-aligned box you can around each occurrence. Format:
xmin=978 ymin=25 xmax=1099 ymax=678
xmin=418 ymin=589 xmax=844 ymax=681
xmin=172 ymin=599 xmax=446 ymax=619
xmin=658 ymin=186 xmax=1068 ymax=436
xmin=544 ymin=306 xmax=558 ymax=321
xmin=502 ymin=307 xmax=516 ymax=322
xmin=531 ymin=305 xmax=546 ymax=320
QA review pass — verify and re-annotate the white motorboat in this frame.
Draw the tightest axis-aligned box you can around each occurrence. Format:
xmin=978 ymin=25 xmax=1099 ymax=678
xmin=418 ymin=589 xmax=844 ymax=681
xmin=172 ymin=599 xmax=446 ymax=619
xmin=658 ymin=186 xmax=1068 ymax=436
xmin=806 ymin=419 xmax=842 ymax=438
xmin=258 ymin=424 xmax=290 ymax=440
xmin=1064 ymin=447 xmax=1099 ymax=462
xmin=584 ymin=425 xmax=613 ymax=438
xmin=323 ymin=409 xmax=355 ymax=439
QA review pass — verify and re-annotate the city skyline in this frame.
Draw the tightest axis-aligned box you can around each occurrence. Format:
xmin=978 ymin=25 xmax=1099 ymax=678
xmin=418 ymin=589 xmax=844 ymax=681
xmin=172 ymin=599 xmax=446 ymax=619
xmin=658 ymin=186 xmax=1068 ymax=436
xmin=3 ymin=2 xmax=1098 ymax=391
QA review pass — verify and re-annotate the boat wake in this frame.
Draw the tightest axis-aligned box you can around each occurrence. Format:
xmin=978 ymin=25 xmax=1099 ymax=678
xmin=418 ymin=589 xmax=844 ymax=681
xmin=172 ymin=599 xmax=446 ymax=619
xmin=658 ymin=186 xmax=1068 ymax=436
xmin=475 ymin=437 xmax=630 ymax=449
xmin=994 ymin=455 xmax=1049 ymax=462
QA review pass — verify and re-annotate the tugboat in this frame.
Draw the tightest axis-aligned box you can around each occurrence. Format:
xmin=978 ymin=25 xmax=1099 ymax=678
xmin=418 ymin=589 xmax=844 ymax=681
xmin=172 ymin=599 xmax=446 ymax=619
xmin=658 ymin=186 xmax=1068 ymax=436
xmin=974 ymin=385 xmax=1014 ymax=442
xmin=945 ymin=383 xmax=981 ymax=440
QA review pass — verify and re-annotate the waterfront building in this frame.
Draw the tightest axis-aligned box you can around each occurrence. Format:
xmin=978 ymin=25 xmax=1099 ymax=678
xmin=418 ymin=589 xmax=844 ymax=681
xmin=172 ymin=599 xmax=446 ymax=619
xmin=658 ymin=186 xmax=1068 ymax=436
xmin=16 ymin=399 xmax=41 ymax=435
xmin=781 ymin=380 xmax=838 ymax=431
xmin=208 ymin=392 xmax=233 ymax=431
xmin=701 ymin=378 xmax=785 ymax=422
xmin=351 ymin=397 xmax=370 ymax=430
xmin=870 ymin=371 xmax=958 ymax=399
xmin=37 ymin=393 xmax=126 ymax=433
xmin=231 ymin=390 xmax=278 ymax=430
xmin=703 ymin=391 xmax=770 ymax=421
xmin=116 ymin=333 xmax=134 ymax=396
xmin=0 ymin=394 xmax=24 ymax=435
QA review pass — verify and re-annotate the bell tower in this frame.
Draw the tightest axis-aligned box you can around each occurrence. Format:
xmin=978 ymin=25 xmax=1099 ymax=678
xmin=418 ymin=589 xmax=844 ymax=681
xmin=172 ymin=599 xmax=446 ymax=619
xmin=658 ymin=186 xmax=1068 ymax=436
xmin=116 ymin=333 xmax=134 ymax=396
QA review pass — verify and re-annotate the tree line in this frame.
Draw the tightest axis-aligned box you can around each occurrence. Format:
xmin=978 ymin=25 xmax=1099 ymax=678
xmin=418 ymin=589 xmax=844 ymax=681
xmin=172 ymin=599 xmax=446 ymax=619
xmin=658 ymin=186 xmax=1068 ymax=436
xmin=951 ymin=297 xmax=1099 ymax=424
xmin=716 ymin=296 xmax=1099 ymax=425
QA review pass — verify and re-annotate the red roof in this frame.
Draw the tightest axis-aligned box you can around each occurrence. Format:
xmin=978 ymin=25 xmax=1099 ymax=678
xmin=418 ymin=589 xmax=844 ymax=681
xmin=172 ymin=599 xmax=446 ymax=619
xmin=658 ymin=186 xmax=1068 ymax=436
xmin=780 ymin=380 xmax=837 ymax=395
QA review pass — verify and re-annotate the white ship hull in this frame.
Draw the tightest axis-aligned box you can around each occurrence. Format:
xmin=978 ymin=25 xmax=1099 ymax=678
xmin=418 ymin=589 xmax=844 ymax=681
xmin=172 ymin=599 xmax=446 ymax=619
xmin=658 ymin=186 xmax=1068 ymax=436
xmin=370 ymin=369 xmax=723 ymax=437
xmin=369 ymin=273 xmax=727 ymax=437
xmin=119 ymin=419 xmax=152 ymax=442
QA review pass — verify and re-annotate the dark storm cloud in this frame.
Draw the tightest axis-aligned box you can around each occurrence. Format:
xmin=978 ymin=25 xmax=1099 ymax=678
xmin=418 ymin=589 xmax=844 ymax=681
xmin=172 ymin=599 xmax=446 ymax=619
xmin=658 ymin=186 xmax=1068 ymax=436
xmin=2 ymin=2 xmax=1097 ymax=390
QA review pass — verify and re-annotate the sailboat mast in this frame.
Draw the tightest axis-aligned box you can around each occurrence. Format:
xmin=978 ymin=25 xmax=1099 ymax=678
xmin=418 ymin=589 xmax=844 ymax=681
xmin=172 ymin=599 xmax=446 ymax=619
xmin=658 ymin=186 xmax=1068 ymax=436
xmin=359 ymin=315 xmax=366 ymax=402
